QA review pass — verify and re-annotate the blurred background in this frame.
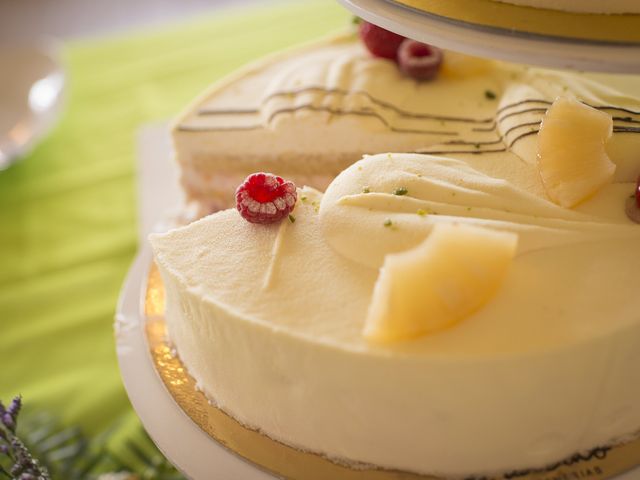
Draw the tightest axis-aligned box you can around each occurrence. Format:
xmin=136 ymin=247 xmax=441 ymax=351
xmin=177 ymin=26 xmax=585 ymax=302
xmin=0 ymin=0 xmax=270 ymax=40
xmin=0 ymin=1 xmax=348 ymax=477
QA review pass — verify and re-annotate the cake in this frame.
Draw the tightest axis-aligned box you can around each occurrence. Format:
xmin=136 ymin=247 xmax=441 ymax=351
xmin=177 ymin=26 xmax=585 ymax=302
xmin=154 ymin=95 xmax=640 ymax=478
xmin=151 ymin=143 xmax=640 ymax=476
xmin=492 ymin=0 xmax=640 ymax=14
xmin=154 ymin=23 xmax=640 ymax=478
xmin=173 ymin=31 xmax=640 ymax=214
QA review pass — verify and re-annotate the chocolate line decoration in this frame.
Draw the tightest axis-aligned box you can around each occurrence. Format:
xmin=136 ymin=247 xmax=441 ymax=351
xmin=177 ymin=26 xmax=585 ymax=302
xmin=181 ymin=87 xmax=640 ymax=146
xmin=502 ymin=121 xmax=541 ymax=137
xmin=264 ymin=104 xmax=460 ymax=136
xmin=614 ymin=126 xmax=640 ymax=133
xmin=415 ymin=148 xmax=507 ymax=155
xmin=595 ymin=105 xmax=640 ymax=116
xmin=496 ymin=99 xmax=551 ymax=113
xmin=200 ymin=86 xmax=497 ymax=124
xmin=177 ymin=125 xmax=264 ymax=132
xmin=497 ymin=108 xmax=549 ymax=123
xmin=613 ymin=116 xmax=640 ymax=125
xmin=507 ymin=130 xmax=539 ymax=148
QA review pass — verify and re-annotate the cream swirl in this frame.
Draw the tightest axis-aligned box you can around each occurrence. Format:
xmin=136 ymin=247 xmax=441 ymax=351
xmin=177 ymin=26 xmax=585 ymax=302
xmin=319 ymin=153 xmax=640 ymax=269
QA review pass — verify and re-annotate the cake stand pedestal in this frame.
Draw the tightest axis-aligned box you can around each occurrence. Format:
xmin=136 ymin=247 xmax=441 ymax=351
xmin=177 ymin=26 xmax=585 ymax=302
xmin=338 ymin=0 xmax=640 ymax=73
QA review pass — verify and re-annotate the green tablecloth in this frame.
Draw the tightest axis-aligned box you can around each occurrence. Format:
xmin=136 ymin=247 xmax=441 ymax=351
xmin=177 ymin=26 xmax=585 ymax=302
xmin=0 ymin=0 xmax=348 ymax=440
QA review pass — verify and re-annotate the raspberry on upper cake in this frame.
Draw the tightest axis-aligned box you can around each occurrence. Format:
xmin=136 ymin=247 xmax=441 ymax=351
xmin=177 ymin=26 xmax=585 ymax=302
xmin=358 ymin=20 xmax=405 ymax=60
xmin=397 ymin=39 xmax=443 ymax=81
xmin=235 ymin=172 xmax=297 ymax=224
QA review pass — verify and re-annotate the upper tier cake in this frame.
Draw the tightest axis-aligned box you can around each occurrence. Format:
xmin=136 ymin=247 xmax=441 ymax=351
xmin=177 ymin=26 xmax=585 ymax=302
xmin=174 ymin=33 xmax=640 ymax=214
xmin=492 ymin=0 xmax=640 ymax=13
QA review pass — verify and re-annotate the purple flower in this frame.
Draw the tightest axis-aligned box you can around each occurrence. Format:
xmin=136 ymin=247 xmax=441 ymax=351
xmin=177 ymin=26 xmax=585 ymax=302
xmin=8 ymin=396 xmax=22 ymax=418
xmin=2 ymin=412 xmax=15 ymax=432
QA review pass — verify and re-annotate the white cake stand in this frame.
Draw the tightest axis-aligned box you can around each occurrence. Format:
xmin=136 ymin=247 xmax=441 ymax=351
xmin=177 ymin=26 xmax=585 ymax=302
xmin=337 ymin=0 xmax=640 ymax=73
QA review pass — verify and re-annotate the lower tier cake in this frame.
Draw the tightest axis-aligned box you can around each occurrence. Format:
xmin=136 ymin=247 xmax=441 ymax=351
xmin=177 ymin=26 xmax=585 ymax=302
xmin=150 ymin=151 xmax=640 ymax=478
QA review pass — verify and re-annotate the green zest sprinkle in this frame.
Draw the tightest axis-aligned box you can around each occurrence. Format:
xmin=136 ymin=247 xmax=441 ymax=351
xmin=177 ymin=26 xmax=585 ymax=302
xmin=288 ymin=214 xmax=296 ymax=223
xmin=417 ymin=209 xmax=428 ymax=216
xmin=484 ymin=90 xmax=496 ymax=100
xmin=362 ymin=186 xmax=371 ymax=193
xmin=467 ymin=206 xmax=472 ymax=211
xmin=394 ymin=187 xmax=408 ymax=196
xmin=383 ymin=219 xmax=393 ymax=228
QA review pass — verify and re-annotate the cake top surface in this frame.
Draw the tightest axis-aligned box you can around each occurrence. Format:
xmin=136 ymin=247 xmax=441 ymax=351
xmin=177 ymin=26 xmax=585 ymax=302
xmin=160 ymin=36 xmax=640 ymax=359
xmin=174 ymin=33 xmax=640 ymax=170
xmin=151 ymin=148 xmax=640 ymax=358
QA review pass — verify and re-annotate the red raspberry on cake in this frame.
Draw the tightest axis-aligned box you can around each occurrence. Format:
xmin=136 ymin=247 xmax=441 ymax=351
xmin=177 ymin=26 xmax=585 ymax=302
xmin=397 ymin=39 xmax=443 ymax=81
xmin=235 ymin=172 xmax=297 ymax=224
xmin=359 ymin=20 xmax=405 ymax=60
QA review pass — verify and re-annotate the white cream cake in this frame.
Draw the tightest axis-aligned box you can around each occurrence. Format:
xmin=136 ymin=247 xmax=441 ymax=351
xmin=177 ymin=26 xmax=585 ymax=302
xmin=151 ymin=145 xmax=640 ymax=476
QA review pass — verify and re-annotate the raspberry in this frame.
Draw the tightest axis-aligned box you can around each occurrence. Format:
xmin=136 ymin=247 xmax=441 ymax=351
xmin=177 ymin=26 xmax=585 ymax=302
xmin=359 ymin=20 xmax=405 ymax=60
xmin=397 ymin=39 xmax=443 ymax=81
xmin=235 ymin=173 xmax=297 ymax=224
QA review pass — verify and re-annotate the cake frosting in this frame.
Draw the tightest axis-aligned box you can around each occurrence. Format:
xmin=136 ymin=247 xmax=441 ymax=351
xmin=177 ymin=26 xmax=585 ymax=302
xmin=492 ymin=0 xmax=640 ymax=14
xmin=173 ymin=33 xmax=640 ymax=214
xmin=151 ymin=143 xmax=640 ymax=476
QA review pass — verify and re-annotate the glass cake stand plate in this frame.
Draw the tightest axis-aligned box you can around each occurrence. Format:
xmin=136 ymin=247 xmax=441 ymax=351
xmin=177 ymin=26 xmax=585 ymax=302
xmin=0 ymin=39 xmax=65 ymax=170
xmin=337 ymin=0 xmax=640 ymax=73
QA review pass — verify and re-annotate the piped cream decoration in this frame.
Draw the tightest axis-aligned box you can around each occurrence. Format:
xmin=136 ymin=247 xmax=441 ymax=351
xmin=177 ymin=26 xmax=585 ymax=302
xmin=151 ymin=149 xmax=640 ymax=477
xmin=319 ymin=155 xmax=638 ymax=270
xmin=364 ymin=224 xmax=518 ymax=342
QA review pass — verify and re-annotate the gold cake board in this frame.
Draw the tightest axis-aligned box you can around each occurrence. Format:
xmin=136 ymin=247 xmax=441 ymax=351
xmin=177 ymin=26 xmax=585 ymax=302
xmin=387 ymin=0 xmax=640 ymax=44
xmin=144 ymin=263 xmax=640 ymax=480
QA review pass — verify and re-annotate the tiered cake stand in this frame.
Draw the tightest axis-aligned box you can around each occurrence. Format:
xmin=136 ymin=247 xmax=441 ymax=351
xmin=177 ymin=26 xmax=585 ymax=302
xmin=338 ymin=0 xmax=640 ymax=72
xmin=117 ymin=1 xmax=640 ymax=478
